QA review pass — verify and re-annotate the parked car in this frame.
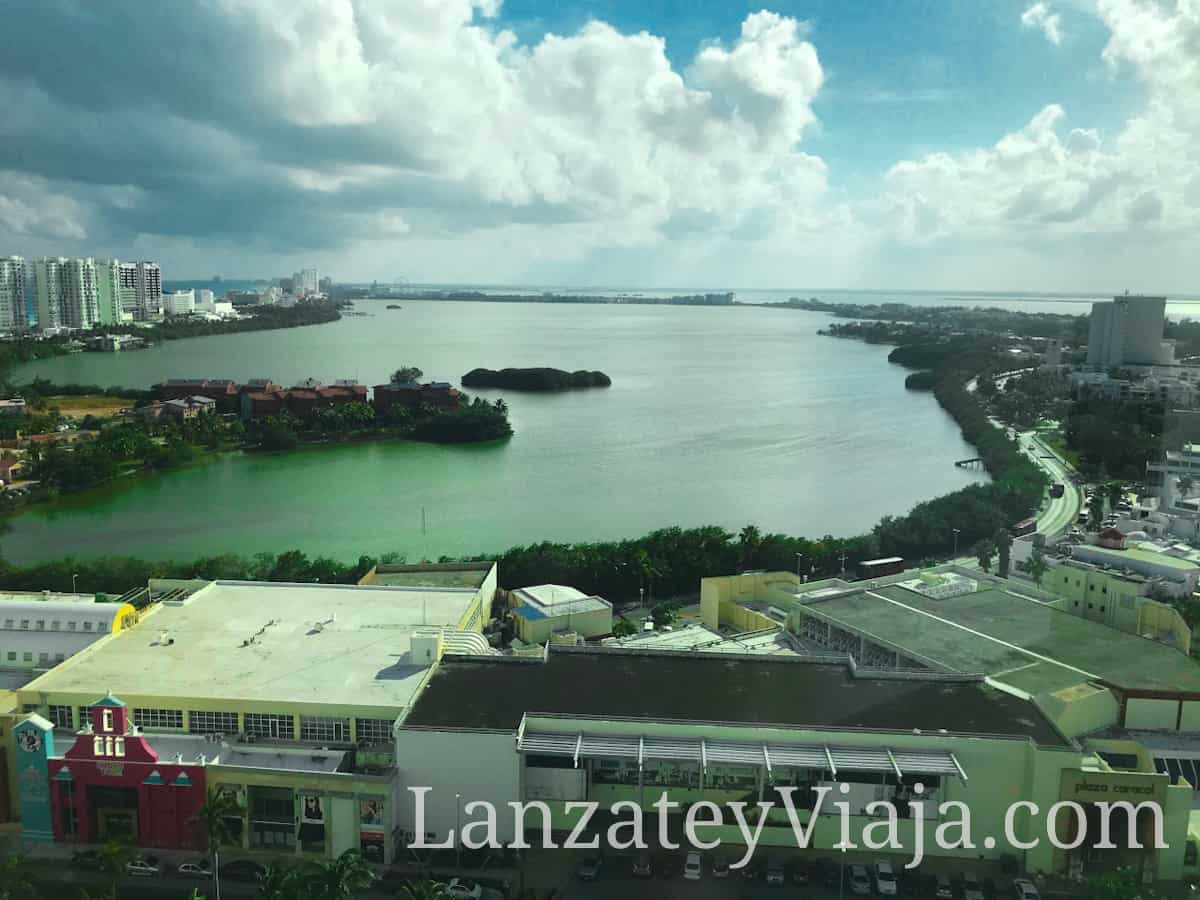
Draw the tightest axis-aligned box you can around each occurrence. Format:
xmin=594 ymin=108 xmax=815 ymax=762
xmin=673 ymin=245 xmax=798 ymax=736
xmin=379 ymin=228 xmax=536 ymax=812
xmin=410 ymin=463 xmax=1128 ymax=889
xmin=875 ymin=860 xmax=898 ymax=896
xmin=962 ymin=873 xmax=986 ymax=900
xmin=632 ymin=853 xmax=653 ymax=878
xmin=577 ymin=857 xmax=602 ymax=882
xmin=711 ymin=856 xmax=729 ymax=878
xmin=683 ymin=851 xmax=702 ymax=880
xmin=446 ymin=878 xmax=483 ymax=900
xmin=815 ymin=857 xmax=839 ymax=889
xmin=788 ymin=859 xmax=810 ymax=884
xmin=177 ymin=858 xmax=213 ymax=878
xmin=740 ymin=858 xmax=762 ymax=880
xmin=935 ymin=873 xmax=954 ymax=899
xmin=126 ymin=856 xmax=160 ymax=877
xmin=1013 ymin=878 xmax=1041 ymax=900
xmin=221 ymin=859 xmax=267 ymax=882
xmin=849 ymin=864 xmax=872 ymax=896
xmin=766 ymin=857 xmax=785 ymax=885
xmin=658 ymin=854 xmax=679 ymax=879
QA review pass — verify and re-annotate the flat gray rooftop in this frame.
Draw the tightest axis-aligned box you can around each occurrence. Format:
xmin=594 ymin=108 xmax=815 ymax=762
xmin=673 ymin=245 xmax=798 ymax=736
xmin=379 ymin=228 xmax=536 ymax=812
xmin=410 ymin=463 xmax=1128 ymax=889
xmin=365 ymin=563 xmax=492 ymax=590
xmin=799 ymin=585 xmax=1200 ymax=696
xmin=23 ymin=580 xmax=478 ymax=712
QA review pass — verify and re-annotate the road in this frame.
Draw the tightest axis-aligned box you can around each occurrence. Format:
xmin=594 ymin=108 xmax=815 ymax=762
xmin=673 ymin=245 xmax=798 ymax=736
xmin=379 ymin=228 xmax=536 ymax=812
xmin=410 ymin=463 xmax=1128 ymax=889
xmin=1020 ymin=430 xmax=1083 ymax=539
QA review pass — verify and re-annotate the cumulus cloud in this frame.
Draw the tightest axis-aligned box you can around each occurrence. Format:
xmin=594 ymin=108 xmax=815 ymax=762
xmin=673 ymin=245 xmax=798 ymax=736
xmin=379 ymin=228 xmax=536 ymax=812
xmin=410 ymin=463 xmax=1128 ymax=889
xmin=0 ymin=1 xmax=834 ymax=272
xmin=1021 ymin=3 xmax=1064 ymax=45
xmin=880 ymin=0 xmax=1199 ymax=264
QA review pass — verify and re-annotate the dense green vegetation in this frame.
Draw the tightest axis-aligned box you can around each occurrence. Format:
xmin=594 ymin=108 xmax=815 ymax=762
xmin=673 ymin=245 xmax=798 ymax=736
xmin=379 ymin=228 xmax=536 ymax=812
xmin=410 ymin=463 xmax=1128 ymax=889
xmin=461 ymin=367 xmax=612 ymax=390
xmin=102 ymin=299 xmax=343 ymax=342
xmin=794 ymin=297 xmax=1089 ymax=343
xmin=246 ymin=395 xmax=512 ymax=450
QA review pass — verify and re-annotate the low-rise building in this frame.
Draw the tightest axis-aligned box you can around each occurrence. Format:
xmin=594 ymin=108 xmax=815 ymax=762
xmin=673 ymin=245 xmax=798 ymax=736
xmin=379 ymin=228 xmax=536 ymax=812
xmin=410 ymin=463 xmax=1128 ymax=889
xmin=372 ymin=379 xmax=462 ymax=415
xmin=7 ymin=574 xmax=497 ymax=861
xmin=509 ymin=584 xmax=613 ymax=643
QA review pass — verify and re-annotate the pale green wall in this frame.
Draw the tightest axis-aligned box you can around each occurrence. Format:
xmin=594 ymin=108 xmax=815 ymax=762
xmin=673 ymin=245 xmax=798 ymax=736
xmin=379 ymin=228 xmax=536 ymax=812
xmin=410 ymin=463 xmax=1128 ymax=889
xmin=1127 ymin=699 xmax=1180 ymax=731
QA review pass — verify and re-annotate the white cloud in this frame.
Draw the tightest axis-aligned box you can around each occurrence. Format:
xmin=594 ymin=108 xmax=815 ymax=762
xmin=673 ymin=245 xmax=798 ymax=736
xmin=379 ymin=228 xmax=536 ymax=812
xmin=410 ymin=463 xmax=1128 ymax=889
xmin=877 ymin=0 xmax=1200 ymax=280
xmin=1021 ymin=2 xmax=1064 ymax=45
xmin=0 ymin=173 xmax=87 ymax=241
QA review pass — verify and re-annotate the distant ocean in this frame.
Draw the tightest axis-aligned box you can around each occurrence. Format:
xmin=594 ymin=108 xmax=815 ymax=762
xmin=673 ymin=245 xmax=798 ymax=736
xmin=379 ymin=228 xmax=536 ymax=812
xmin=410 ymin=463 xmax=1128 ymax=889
xmin=370 ymin=283 xmax=1200 ymax=320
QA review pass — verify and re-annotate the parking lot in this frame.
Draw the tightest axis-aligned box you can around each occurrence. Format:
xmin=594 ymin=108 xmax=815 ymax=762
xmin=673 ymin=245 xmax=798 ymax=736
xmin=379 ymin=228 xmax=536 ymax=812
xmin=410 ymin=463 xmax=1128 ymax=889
xmin=545 ymin=850 xmax=1093 ymax=900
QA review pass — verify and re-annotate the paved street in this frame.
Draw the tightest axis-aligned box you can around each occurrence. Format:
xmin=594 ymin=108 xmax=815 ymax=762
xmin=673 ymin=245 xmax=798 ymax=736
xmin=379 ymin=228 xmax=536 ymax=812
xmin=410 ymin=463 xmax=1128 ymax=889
xmin=1021 ymin=431 xmax=1083 ymax=539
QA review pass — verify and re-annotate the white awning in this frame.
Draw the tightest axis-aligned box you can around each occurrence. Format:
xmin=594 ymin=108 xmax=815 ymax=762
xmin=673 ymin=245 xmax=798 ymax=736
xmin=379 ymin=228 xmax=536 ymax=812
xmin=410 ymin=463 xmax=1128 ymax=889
xmin=517 ymin=728 xmax=964 ymax=780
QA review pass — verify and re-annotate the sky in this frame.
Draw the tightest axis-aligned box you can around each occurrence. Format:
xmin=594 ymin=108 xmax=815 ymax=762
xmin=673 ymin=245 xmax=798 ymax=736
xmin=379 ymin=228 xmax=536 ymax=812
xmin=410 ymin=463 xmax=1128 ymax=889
xmin=0 ymin=0 xmax=1196 ymax=293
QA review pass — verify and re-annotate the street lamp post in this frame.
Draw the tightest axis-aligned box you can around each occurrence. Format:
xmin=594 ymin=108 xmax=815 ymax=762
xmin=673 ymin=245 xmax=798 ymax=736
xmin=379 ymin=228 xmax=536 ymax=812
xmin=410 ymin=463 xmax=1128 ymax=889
xmin=455 ymin=792 xmax=462 ymax=867
xmin=839 ymin=552 xmax=847 ymax=577
xmin=795 ymin=553 xmax=803 ymax=581
xmin=952 ymin=528 xmax=960 ymax=558
xmin=71 ymin=573 xmax=79 ymax=593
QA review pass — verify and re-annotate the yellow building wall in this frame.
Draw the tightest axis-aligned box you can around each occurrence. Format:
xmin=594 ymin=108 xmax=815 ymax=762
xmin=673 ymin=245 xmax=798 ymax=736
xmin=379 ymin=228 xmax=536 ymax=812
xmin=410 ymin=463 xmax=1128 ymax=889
xmin=1035 ymin=685 xmax=1122 ymax=738
xmin=700 ymin=572 xmax=806 ymax=631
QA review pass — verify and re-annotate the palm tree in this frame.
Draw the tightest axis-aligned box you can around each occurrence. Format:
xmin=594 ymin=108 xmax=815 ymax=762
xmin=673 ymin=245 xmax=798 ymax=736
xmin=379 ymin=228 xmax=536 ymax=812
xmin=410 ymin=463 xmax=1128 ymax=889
xmin=257 ymin=863 xmax=301 ymax=900
xmin=0 ymin=854 xmax=34 ymax=900
xmin=1020 ymin=554 xmax=1050 ymax=588
xmin=302 ymin=849 xmax=375 ymax=900
xmin=96 ymin=841 xmax=134 ymax=900
xmin=401 ymin=880 xmax=448 ymax=900
xmin=193 ymin=786 xmax=243 ymax=900
xmin=1178 ymin=475 xmax=1195 ymax=502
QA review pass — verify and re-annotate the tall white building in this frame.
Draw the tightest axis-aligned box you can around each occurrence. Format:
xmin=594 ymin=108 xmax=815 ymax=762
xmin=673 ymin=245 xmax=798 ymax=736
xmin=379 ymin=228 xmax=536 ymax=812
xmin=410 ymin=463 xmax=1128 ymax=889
xmin=94 ymin=259 xmax=134 ymax=326
xmin=32 ymin=257 xmax=67 ymax=332
xmin=194 ymin=288 xmax=215 ymax=313
xmin=164 ymin=289 xmax=195 ymax=316
xmin=1087 ymin=294 xmax=1173 ymax=368
xmin=134 ymin=260 xmax=162 ymax=320
xmin=296 ymin=267 xmax=319 ymax=297
xmin=0 ymin=256 xmax=28 ymax=333
xmin=59 ymin=257 xmax=99 ymax=329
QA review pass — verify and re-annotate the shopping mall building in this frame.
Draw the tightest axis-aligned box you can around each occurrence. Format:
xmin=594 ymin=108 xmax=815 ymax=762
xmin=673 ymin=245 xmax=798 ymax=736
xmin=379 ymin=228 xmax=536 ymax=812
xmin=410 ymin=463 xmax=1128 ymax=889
xmin=3 ymin=564 xmax=497 ymax=864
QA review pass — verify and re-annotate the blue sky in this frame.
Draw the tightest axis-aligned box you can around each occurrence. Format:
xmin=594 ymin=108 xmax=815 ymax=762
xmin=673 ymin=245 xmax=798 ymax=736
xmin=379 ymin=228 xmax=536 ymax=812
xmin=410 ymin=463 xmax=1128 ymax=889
xmin=500 ymin=0 xmax=1139 ymax=178
xmin=0 ymin=1 xmax=1195 ymax=292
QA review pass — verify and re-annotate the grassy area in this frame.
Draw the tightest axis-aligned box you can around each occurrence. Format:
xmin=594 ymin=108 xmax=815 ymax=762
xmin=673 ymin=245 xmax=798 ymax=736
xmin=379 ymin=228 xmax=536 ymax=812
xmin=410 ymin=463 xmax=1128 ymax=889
xmin=45 ymin=395 xmax=131 ymax=418
xmin=1037 ymin=427 xmax=1081 ymax=470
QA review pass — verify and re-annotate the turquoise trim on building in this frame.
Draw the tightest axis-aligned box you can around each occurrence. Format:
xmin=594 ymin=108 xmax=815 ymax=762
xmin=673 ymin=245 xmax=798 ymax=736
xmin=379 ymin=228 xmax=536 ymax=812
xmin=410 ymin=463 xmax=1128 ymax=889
xmin=93 ymin=693 xmax=126 ymax=708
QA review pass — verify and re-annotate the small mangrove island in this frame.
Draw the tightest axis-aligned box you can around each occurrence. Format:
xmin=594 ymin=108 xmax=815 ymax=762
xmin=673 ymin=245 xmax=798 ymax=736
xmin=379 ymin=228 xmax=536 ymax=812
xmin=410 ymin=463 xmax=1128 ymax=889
xmin=462 ymin=367 xmax=612 ymax=391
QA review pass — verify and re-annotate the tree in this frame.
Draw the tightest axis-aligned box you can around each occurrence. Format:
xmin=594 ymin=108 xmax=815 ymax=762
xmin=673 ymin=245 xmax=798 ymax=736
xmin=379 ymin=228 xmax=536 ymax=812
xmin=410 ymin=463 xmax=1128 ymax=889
xmin=973 ymin=539 xmax=995 ymax=573
xmin=301 ymin=848 xmax=375 ymax=900
xmin=391 ymin=366 xmax=423 ymax=384
xmin=257 ymin=862 xmax=301 ymax=900
xmin=1086 ymin=865 xmax=1153 ymax=900
xmin=1107 ymin=480 xmax=1125 ymax=509
xmin=611 ymin=619 xmax=637 ymax=637
xmin=96 ymin=842 xmax=134 ymax=900
xmin=650 ymin=603 xmax=675 ymax=629
xmin=0 ymin=854 xmax=34 ymax=900
xmin=993 ymin=528 xmax=1013 ymax=578
xmin=737 ymin=525 xmax=762 ymax=570
xmin=193 ymin=786 xmax=243 ymax=900
xmin=1178 ymin=474 xmax=1195 ymax=501
xmin=1089 ymin=492 xmax=1106 ymax=528
xmin=401 ymin=881 xmax=448 ymax=900
xmin=1020 ymin=554 xmax=1049 ymax=587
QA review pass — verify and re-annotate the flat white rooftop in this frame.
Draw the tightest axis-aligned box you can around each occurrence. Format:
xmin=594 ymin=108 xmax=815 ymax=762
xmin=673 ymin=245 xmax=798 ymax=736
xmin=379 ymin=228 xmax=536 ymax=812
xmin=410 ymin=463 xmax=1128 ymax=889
xmin=23 ymin=580 xmax=479 ymax=713
xmin=513 ymin=584 xmax=611 ymax=617
xmin=602 ymin=623 xmax=802 ymax=656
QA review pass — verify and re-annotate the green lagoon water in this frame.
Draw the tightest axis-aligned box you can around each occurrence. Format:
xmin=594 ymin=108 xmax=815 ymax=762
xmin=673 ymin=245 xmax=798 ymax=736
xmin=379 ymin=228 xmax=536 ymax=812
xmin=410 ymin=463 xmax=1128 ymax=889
xmin=3 ymin=300 xmax=988 ymax=564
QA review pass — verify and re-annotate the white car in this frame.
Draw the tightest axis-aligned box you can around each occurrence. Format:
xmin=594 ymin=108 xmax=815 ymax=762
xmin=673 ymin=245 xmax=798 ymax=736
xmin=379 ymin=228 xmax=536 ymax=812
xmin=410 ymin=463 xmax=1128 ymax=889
xmin=445 ymin=878 xmax=483 ymax=900
xmin=683 ymin=851 xmax=702 ymax=880
xmin=177 ymin=858 xmax=213 ymax=878
xmin=1013 ymin=877 xmax=1041 ymax=900
xmin=849 ymin=864 xmax=872 ymax=896
xmin=963 ymin=874 xmax=985 ymax=900
xmin=874 ymin=861 xmax=898 ymax=896
xmin=126 ymin=856 xmax=160 ymax=877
